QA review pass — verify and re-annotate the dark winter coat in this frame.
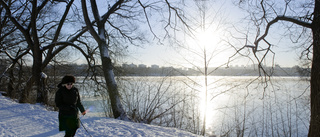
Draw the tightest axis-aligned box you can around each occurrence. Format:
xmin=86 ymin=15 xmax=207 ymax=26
xmin=55 ymin=86 xmax=85 ymax=131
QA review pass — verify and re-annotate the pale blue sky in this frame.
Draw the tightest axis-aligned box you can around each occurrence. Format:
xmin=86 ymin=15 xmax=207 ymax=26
xmin=122 ymin=0 xmax=305 ymax=68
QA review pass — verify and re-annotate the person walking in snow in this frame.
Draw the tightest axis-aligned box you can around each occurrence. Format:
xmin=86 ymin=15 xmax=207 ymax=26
xmin=55 ymin=75 xmax=86 ymax=137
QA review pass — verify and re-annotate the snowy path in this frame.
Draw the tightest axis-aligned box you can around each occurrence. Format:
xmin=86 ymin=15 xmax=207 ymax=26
xmin=0 ymin=95 xmax=200 ymax=137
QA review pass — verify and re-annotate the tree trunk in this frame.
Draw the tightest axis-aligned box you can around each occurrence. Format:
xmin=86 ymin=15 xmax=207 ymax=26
xmin=38 ymin=72 xmax=48 ymax=104
xmin=101 ymin=54 xmax=125 ymax=118
xmin=19 ymin=45 xmax=42 ymax=103
xmin=19 ymin=76 xmax=34 ymax=103
xmin=308 ymin=1 xmax=320 ymax=136
xmin=80 ymin=0 xmax=130 ymax=120
xmin=99 ymin=39 xmax=128 ymax=120
xmin=7 ymin=66 xmax=15 ymax=98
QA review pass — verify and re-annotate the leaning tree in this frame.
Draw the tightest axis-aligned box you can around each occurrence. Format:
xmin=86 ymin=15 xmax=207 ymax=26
xmin=80 ymin=0 xmax=190 ymax=120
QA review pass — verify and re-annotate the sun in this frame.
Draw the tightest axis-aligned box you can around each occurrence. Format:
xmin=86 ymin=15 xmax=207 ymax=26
xmin=184 ymin=26 xmax=222 ymax=51
xmin=196 ymin=28 xmax=221 ymax=50
xmin=179 ymin=23 xmax=240 ymax=68
xmin=181 ymin=26 xmax=229 ymax=67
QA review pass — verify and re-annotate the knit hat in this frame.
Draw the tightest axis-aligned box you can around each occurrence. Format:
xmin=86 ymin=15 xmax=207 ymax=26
xmin=61 ymin=75 xmax=75 ymax=84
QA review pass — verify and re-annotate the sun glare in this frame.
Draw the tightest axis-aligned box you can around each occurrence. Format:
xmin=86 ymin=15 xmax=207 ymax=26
xmin=196 ymin=29 xmax=220 ymax=50
xmin=180 ymin=26 xmax=232 ymax=68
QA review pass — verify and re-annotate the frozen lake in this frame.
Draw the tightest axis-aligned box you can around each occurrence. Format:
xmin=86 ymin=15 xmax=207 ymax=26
xmin=77 ymin=76 xmax=310 ymax=136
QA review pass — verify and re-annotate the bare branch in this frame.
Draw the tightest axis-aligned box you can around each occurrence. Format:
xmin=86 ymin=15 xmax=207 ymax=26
xmin=101 ymin=0 xmax=124 ymax=23
xmin=137 ymin=0 xmax=160 ymax=41
xmin=52 ymin=0 xmax=75 ymax=43
xmin=254 ymin=15 xmax=312 ymax=52
xmin=81 ymin=0 xmax=100 ymax=41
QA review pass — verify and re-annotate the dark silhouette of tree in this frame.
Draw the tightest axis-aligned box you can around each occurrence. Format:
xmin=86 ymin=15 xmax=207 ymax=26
xmin=0 ymin=0 xmax=92 ymax=104
xmin=234 ymin=0 xmax=318 ymax=136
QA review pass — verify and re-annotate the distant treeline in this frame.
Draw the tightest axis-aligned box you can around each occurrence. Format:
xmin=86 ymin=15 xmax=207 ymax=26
xmin=0 ymin=62 xmax=310 ymax=78
xmin=120 ymin=65 xmax=310 ymax=77
xmin=44 ymin=63 xmax=311 ymax=77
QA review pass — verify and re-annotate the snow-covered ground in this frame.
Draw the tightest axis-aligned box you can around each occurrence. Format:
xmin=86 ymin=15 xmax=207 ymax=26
xmin=0 ymin=94 xmax=200 ymax=137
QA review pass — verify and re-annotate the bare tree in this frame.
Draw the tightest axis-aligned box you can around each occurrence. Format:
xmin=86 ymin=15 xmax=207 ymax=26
xmin=80 ymin=0 xmax=190 ymax=120
xmin=0 ymin=0 xmax=28 ymax=98
xmin=0 ymin=0 xmax=93 ymax=104
xmin=233 ymin=0 xmax=318 ymax=136
xmin=81 ymin=0 xmax=129 ymax=120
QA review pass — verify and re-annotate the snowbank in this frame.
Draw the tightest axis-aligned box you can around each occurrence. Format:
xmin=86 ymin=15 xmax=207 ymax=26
xmin=0 ymin=94 xmax=200 ymax=137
